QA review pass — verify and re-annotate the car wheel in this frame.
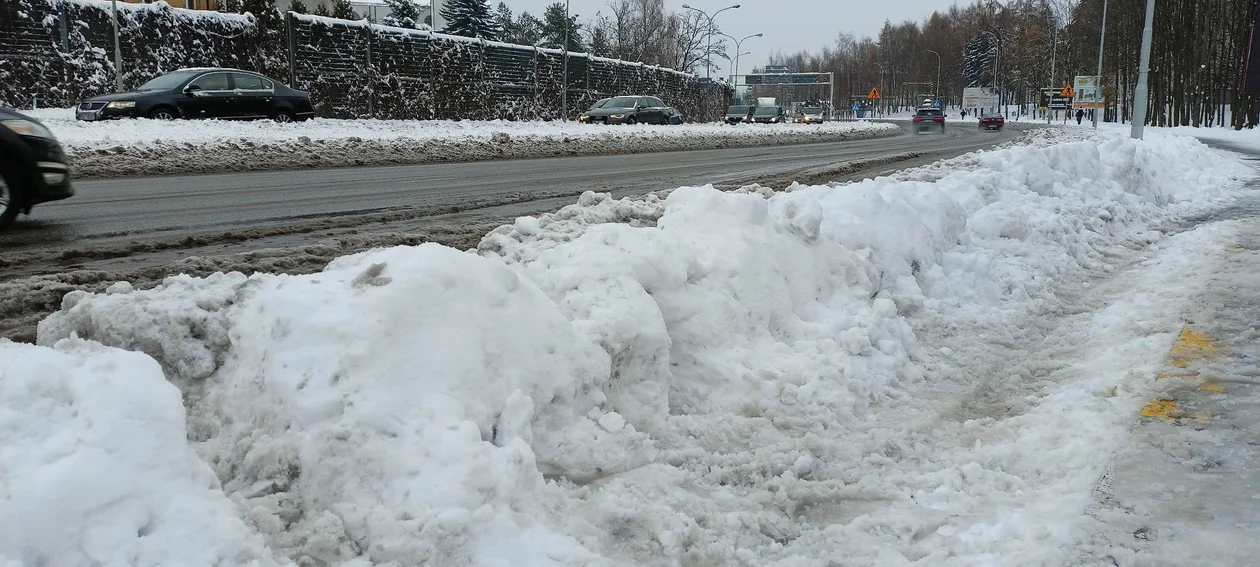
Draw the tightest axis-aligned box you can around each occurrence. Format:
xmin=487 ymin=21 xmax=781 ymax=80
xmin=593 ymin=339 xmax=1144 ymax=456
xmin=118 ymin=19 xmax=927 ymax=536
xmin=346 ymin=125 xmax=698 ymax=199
xmin=148 ymin=107 xmax=178 ymax=120
xmin=0 ymin=167 xmax=20 ymax=233
xmin=626 ymin=116 xmax=637 ymax=125
xmin=273 ymin=111 xmax=296 ymax=124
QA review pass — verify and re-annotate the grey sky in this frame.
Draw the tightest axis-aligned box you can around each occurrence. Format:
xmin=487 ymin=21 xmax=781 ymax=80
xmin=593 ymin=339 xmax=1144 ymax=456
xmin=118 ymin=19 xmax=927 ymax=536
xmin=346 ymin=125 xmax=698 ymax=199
xmin=499 ymin=0 xmax=957 ymax=79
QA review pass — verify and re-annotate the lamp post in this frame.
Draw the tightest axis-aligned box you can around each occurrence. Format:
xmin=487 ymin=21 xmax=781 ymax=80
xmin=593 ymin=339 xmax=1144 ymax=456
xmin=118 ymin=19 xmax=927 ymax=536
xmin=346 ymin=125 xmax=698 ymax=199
xmin=682 ymin=4 xmax=740 ymax=79
xmin=111 ymin=0 xmax=122 ymax=91
xmin=874 ymin=62 xmax=885 ymax=117
xmin=719 ymin=32 xmax=761 ymax=101
xmin=561 ymin=0 xmax=571 ymax=121
xmin=1093 ymin=0 xmax=1108 ymax=128
xmin=926 ymin=49 xmax=941 ymax=103
xmin=1130 ymin=0 xmax=1156 ymax=138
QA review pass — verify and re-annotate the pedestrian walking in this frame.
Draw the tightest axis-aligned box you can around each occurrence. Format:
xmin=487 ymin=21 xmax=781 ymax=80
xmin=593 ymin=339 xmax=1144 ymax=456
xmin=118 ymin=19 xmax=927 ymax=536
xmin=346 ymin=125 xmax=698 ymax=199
xmin=1075 ymin=109 xmax=1085 ymax=125
xmin=961 ymin=109 xmax=967 ymax=120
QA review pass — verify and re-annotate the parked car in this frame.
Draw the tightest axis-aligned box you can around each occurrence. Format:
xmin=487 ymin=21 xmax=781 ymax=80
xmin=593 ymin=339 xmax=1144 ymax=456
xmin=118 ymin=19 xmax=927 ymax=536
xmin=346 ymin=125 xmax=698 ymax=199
xmin=978 ymin=110 xmax=1005 ymax=131
xmin=751 ymin=105 xmax=788 ymax=124
xmin=912 ymin=107 xmax=945 ymax=133
xmin=75 ymin=68 xmax=315 ymax=122
xmin=589 ymin=98 xmax=612 ymax=110
xmin=725 ymin=105 xmax=753 ymax=124
xmin=578 ymin=95 xmax=673 ymax=124
xmin=664 ymin=106 xmax=685 ymax=124
xmin=794 ymin=106 xmax=826 ymax=124
xmin=0 ymin=107 xmax=74 ymax=231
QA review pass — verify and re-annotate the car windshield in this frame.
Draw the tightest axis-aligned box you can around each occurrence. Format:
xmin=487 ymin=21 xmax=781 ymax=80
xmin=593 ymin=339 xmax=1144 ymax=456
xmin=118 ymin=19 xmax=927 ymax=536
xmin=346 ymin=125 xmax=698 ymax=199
xmin=916 ymin=108 xmax=942 ymax=117
xmin=135 ymin=70 xmax=203 ymax=91
xmin=590 ymin=99 xmax=610 ymax=109
xmin=727 ymin=105 xmax=749 ymax=114
xmin=803 ymin=107 xmax=824 ymax=114
xmin=604 ymin=96 xmax=640 ymax=108
xmin=982 ymin=112 xmax=1001 ymax=118
xmin=753 ymin=106 xmax=779 ymax=116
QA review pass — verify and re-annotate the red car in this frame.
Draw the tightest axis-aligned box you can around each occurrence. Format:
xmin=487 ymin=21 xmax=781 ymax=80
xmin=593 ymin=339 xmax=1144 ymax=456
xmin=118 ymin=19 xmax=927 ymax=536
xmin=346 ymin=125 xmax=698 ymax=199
xmin=979 ymin=111 xmax=1005 ymax=131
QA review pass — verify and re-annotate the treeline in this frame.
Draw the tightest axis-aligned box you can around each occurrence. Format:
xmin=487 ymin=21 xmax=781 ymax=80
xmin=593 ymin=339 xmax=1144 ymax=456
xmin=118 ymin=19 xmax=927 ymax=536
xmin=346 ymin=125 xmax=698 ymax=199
xmin=764 ymin=0 xmax=1257 ymax=128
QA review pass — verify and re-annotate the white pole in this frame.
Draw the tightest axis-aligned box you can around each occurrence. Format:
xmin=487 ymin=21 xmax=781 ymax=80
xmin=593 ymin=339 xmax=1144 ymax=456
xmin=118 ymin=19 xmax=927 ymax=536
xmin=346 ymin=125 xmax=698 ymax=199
xmin=431 ymin=0 xmax=445 ymax=30
xmin=1130 ymin=0 xmax=1156 ymax=139
xmin=1093 ymin=0 xmax=1108 ymax=128
xmin=111 ymin=0 xmax=122 ymax=91
xmin=561 ymin=0 xmax=569 ymax=121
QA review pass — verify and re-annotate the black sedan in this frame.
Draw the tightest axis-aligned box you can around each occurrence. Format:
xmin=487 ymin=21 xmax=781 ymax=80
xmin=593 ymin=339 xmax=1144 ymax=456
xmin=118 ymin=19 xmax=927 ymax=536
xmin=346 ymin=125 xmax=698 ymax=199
xmin=75 ymin=68 xmax=315 ymax=122
xmin=578 ymin=96 xmax=674 ymax=125
xmin=0 ymin=107 xmax=74 ymax=231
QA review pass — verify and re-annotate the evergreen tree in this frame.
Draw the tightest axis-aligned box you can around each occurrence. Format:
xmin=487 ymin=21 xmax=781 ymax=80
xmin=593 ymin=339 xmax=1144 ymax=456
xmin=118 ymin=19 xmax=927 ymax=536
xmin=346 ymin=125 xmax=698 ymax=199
xmin=494 ymin=2 xmax=516 ymax=42
xmin=288 ymin=0 xmax=308 ymax=14
xmin=241 ymin=0 xmax=282 ymax=27
xmin=512 ymin=12 xmax=543 ymax=45
xmin=587 ymin=25 xmax=609 ymax=57
xmin=312 ymin=1 xmax=332 ymax=16
xmin=440 ymin=0 xmax=499 ymax=40
xmin=330 ymin=0 xmax=357 ymax=20
xmin=383 ymin=0 xmax=420 ymax=28
xmin=540 ymin=2 xmax=581 ymax=52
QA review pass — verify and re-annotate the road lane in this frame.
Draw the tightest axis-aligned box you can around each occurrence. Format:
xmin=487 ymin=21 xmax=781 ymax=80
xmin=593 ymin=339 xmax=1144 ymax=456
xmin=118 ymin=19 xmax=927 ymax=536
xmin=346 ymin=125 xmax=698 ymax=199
xmin=0 ymin=123 xmax=1020 ymax=251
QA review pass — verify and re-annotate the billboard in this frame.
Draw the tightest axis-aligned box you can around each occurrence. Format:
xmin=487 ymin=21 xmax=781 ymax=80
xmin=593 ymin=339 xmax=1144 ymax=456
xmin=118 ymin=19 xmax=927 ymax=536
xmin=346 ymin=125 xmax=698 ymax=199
xmin=962 ymin=87 xmax=998 ymax=109
xmin=1244 ymin=0 xmax=1260 ymax=93
xmin=1038 ymin=89 xmax=1072 ymax=110
xmin=1073 ymin=75 xmax=1104 ymax=109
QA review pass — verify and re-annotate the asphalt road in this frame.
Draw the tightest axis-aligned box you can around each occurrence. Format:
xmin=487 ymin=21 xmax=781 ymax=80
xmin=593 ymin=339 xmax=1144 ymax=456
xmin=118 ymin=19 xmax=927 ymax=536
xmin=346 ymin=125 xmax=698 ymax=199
xmin=0 ymin=123 xmax=1022 ymax=255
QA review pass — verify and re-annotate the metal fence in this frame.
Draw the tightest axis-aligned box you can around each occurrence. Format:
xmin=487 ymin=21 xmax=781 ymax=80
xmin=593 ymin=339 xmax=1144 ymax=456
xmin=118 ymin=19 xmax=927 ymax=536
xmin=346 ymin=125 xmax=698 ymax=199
xmin=0 ymin=0 xmax=730 ymax=121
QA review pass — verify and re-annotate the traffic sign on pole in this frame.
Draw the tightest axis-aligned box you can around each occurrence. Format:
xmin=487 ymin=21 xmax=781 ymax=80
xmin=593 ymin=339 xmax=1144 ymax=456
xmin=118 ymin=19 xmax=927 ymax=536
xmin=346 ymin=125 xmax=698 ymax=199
xmin=867 ymin=87 xmax=881 ymax=100
xmin=1059 ymin=83 xmax=1075 ymax=98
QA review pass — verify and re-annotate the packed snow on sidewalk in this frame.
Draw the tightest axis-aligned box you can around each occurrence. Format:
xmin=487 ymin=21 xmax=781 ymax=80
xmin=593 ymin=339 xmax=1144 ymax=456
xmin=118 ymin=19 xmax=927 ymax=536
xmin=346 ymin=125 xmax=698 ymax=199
xmin=23 ymin=108 xmax=901 ymax=178
xmin=3 ymin=127 xmax=1253 ymax=566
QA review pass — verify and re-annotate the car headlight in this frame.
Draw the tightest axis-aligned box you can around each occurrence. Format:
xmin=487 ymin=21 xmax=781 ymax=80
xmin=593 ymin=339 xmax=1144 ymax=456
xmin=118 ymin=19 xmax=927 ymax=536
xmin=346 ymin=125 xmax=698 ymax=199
xmin=106 ymin=100 xmax=136 ymax=109
xmin=1 ymin=119 xmax=53 ymax=138
xmin=609 ymin=114 xmax=622 ymax=119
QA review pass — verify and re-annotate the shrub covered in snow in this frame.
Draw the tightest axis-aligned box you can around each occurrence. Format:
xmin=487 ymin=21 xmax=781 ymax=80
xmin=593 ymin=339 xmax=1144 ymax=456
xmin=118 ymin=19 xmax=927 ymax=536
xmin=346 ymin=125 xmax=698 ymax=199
xmin=0 ymin=0 xmax=729 ymax=120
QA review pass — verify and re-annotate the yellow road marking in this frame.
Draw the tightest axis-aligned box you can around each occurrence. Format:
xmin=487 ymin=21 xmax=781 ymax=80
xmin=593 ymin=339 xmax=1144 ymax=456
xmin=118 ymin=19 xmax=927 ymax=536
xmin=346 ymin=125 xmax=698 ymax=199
xmin=1202 ymin=380 xmax=1225 ymax=394
xmin=1170 ymin=327 xmax=1216 ymax=368
xmin=1141 ymin=399 xmax=1180 ymax=421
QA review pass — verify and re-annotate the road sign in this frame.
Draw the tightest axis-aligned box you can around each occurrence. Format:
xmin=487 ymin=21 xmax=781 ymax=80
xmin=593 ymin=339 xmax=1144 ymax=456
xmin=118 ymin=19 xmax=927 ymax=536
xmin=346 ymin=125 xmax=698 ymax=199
xmin=764 ymin=65 xmax=791 ymax=74
xmin=962 ymin=87 xmax=997 ymax=109
xmin=867 ymin=87 xmax=881 ymax=100
xmin=1059 ymin=82 xmax=1075 ymax=98
xmin=1073 ymin=75 xmax=1103 ymax=109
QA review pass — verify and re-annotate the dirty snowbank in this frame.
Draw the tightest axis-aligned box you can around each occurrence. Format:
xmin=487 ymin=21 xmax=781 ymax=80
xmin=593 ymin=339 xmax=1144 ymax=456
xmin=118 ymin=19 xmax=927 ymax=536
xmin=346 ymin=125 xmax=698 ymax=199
xmin=24 ymin=109 xmax=902 ymax=179
xmin=12 ymin=127 xmax=1253 ymax=565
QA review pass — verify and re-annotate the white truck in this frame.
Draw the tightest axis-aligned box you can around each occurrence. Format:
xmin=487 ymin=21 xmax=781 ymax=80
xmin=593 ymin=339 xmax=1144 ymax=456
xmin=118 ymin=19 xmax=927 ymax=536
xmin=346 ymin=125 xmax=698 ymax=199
xmin=756 ymin=97 xmax=777 ymax=107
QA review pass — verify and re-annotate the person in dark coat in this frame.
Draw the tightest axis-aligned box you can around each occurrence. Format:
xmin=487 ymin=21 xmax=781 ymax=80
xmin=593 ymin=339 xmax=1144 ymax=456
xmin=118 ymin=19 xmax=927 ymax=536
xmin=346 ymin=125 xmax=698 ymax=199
xmin=1076 ymin=109 xmax=1085 ymax=125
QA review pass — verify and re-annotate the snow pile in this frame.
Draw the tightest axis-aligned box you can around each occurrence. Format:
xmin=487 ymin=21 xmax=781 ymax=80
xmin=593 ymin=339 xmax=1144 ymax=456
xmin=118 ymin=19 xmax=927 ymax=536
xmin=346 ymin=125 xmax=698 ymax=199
xmin=0 ymin=339 xmax=283 ymax=566
xmin=14 ymin=128 xmax=1253 ymax=565
xmin=23 ymin=109 xmax=902 ymax=179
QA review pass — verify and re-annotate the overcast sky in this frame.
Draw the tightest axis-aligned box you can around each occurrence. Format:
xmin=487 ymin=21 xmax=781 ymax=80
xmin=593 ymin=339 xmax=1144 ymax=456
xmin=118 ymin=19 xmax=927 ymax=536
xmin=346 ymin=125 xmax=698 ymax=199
xmin=497 ymin=0 xmax=959 ymax=79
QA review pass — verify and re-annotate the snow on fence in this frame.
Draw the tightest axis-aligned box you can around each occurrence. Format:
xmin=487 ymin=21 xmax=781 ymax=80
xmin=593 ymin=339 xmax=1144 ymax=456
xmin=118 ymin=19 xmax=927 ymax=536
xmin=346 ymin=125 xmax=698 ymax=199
xmin=0 ymin=0 xmax=731 ymax=121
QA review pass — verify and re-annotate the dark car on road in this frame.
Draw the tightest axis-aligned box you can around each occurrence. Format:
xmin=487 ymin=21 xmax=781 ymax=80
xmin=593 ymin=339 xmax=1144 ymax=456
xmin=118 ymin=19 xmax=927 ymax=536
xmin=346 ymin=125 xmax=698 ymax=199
xmin=578 ymin=95 xmax=674 ymax=124
xmin=794 ymin=106 xmax=827 ymax=124
xmin=751 ymin=105 xmax=788 ymax=124
xmin=978 ymin=111 xmax=1005 ymax=131
xmin=912 ymin=107 xmax=945 ymax=133
xmin=725 ymin=105 xmax=753 ymax=124
xmin=75 ymin=68 xmax=315 ymax=122
xmin=0 ymin=108 xmax=74 ymax=231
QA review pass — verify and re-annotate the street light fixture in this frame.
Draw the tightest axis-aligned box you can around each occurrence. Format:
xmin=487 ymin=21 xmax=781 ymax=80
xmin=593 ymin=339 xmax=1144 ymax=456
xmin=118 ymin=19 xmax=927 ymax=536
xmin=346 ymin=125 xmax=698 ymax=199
xmin=718 ymin=32 xmax=762 ymax=99
xmin=681 ymin=4 xmax=740 ymax=79
xmin=926 ymin=49 xmax=941 ymax=104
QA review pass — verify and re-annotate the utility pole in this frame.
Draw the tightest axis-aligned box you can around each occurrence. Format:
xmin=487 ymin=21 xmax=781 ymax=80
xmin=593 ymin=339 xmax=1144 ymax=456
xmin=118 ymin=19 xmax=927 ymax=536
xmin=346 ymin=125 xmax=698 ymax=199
xmin=927 ymin=49 xmax=941 ymax=102
xmin=1093 ymin=0 xmax=1108 ymax=128
xmin=111 ymin=0 xmax=122 ymax=91
xmin=1130 ymin=0 xmax=1156 ymax=139
xmin=561 ymin=0 xmax=570 ymax=121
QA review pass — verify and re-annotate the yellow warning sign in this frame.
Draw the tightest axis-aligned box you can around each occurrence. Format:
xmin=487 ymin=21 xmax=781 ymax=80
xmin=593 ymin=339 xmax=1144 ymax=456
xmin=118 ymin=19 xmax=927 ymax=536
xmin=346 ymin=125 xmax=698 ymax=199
xmin=1059 ymin=83 xmax=1075 ymax=98
xmin=867 ymin=87 xmax=881 ymax=100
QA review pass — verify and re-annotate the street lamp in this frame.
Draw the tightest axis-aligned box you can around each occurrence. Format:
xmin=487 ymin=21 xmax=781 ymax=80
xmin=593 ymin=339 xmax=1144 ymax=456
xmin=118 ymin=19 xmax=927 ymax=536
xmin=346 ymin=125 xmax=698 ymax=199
xmin=1093 ymin=0 xmax=1108 ymax=128
xmin=926 ymin=49 xmax=941 ymax=104
xmin=561 ymin=0 xmax=571 ymax=121
xmin=681 ymin=3 xmax=740 ymax=79
xmin=718 ymin=32 xmax=761 ymax=99
xmin=1130 ymin=0 xmax=1156 ymax=138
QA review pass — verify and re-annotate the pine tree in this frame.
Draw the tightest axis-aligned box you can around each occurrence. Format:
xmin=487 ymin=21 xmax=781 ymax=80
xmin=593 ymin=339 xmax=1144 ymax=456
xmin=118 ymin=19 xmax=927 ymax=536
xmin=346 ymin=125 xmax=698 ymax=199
xmin=383 ymin=0 xmax=420 ymax=28
xmin=440 ymin=0 xmax=499 ymax=40
xmin=494 ymin=2 xmax=516 ymax=42
xmin=312 ymin=1 xmax=332 ymax=16
xmin=242 ymin=0 xmax=282 ymax=27
xmin=540 ymin=2 xmax=581 ymax=52
xmin=512 ymin=12 xmax=543 ymax=45
xmin=288 ymin=0 xmax=308 ymax=14
xmin=330 ymin=0 xmax=357 ymax=20
xmin=587 ymin=26 xmax=609 ymax=57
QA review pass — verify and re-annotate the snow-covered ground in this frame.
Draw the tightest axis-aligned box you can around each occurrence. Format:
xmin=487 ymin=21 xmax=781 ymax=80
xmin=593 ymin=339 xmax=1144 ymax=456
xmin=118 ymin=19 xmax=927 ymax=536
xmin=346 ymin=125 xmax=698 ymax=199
xmin=23 ymin=108 xmax=901 ymax=178
xmin=3 ymin=126 xmax=1257 ymax=566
